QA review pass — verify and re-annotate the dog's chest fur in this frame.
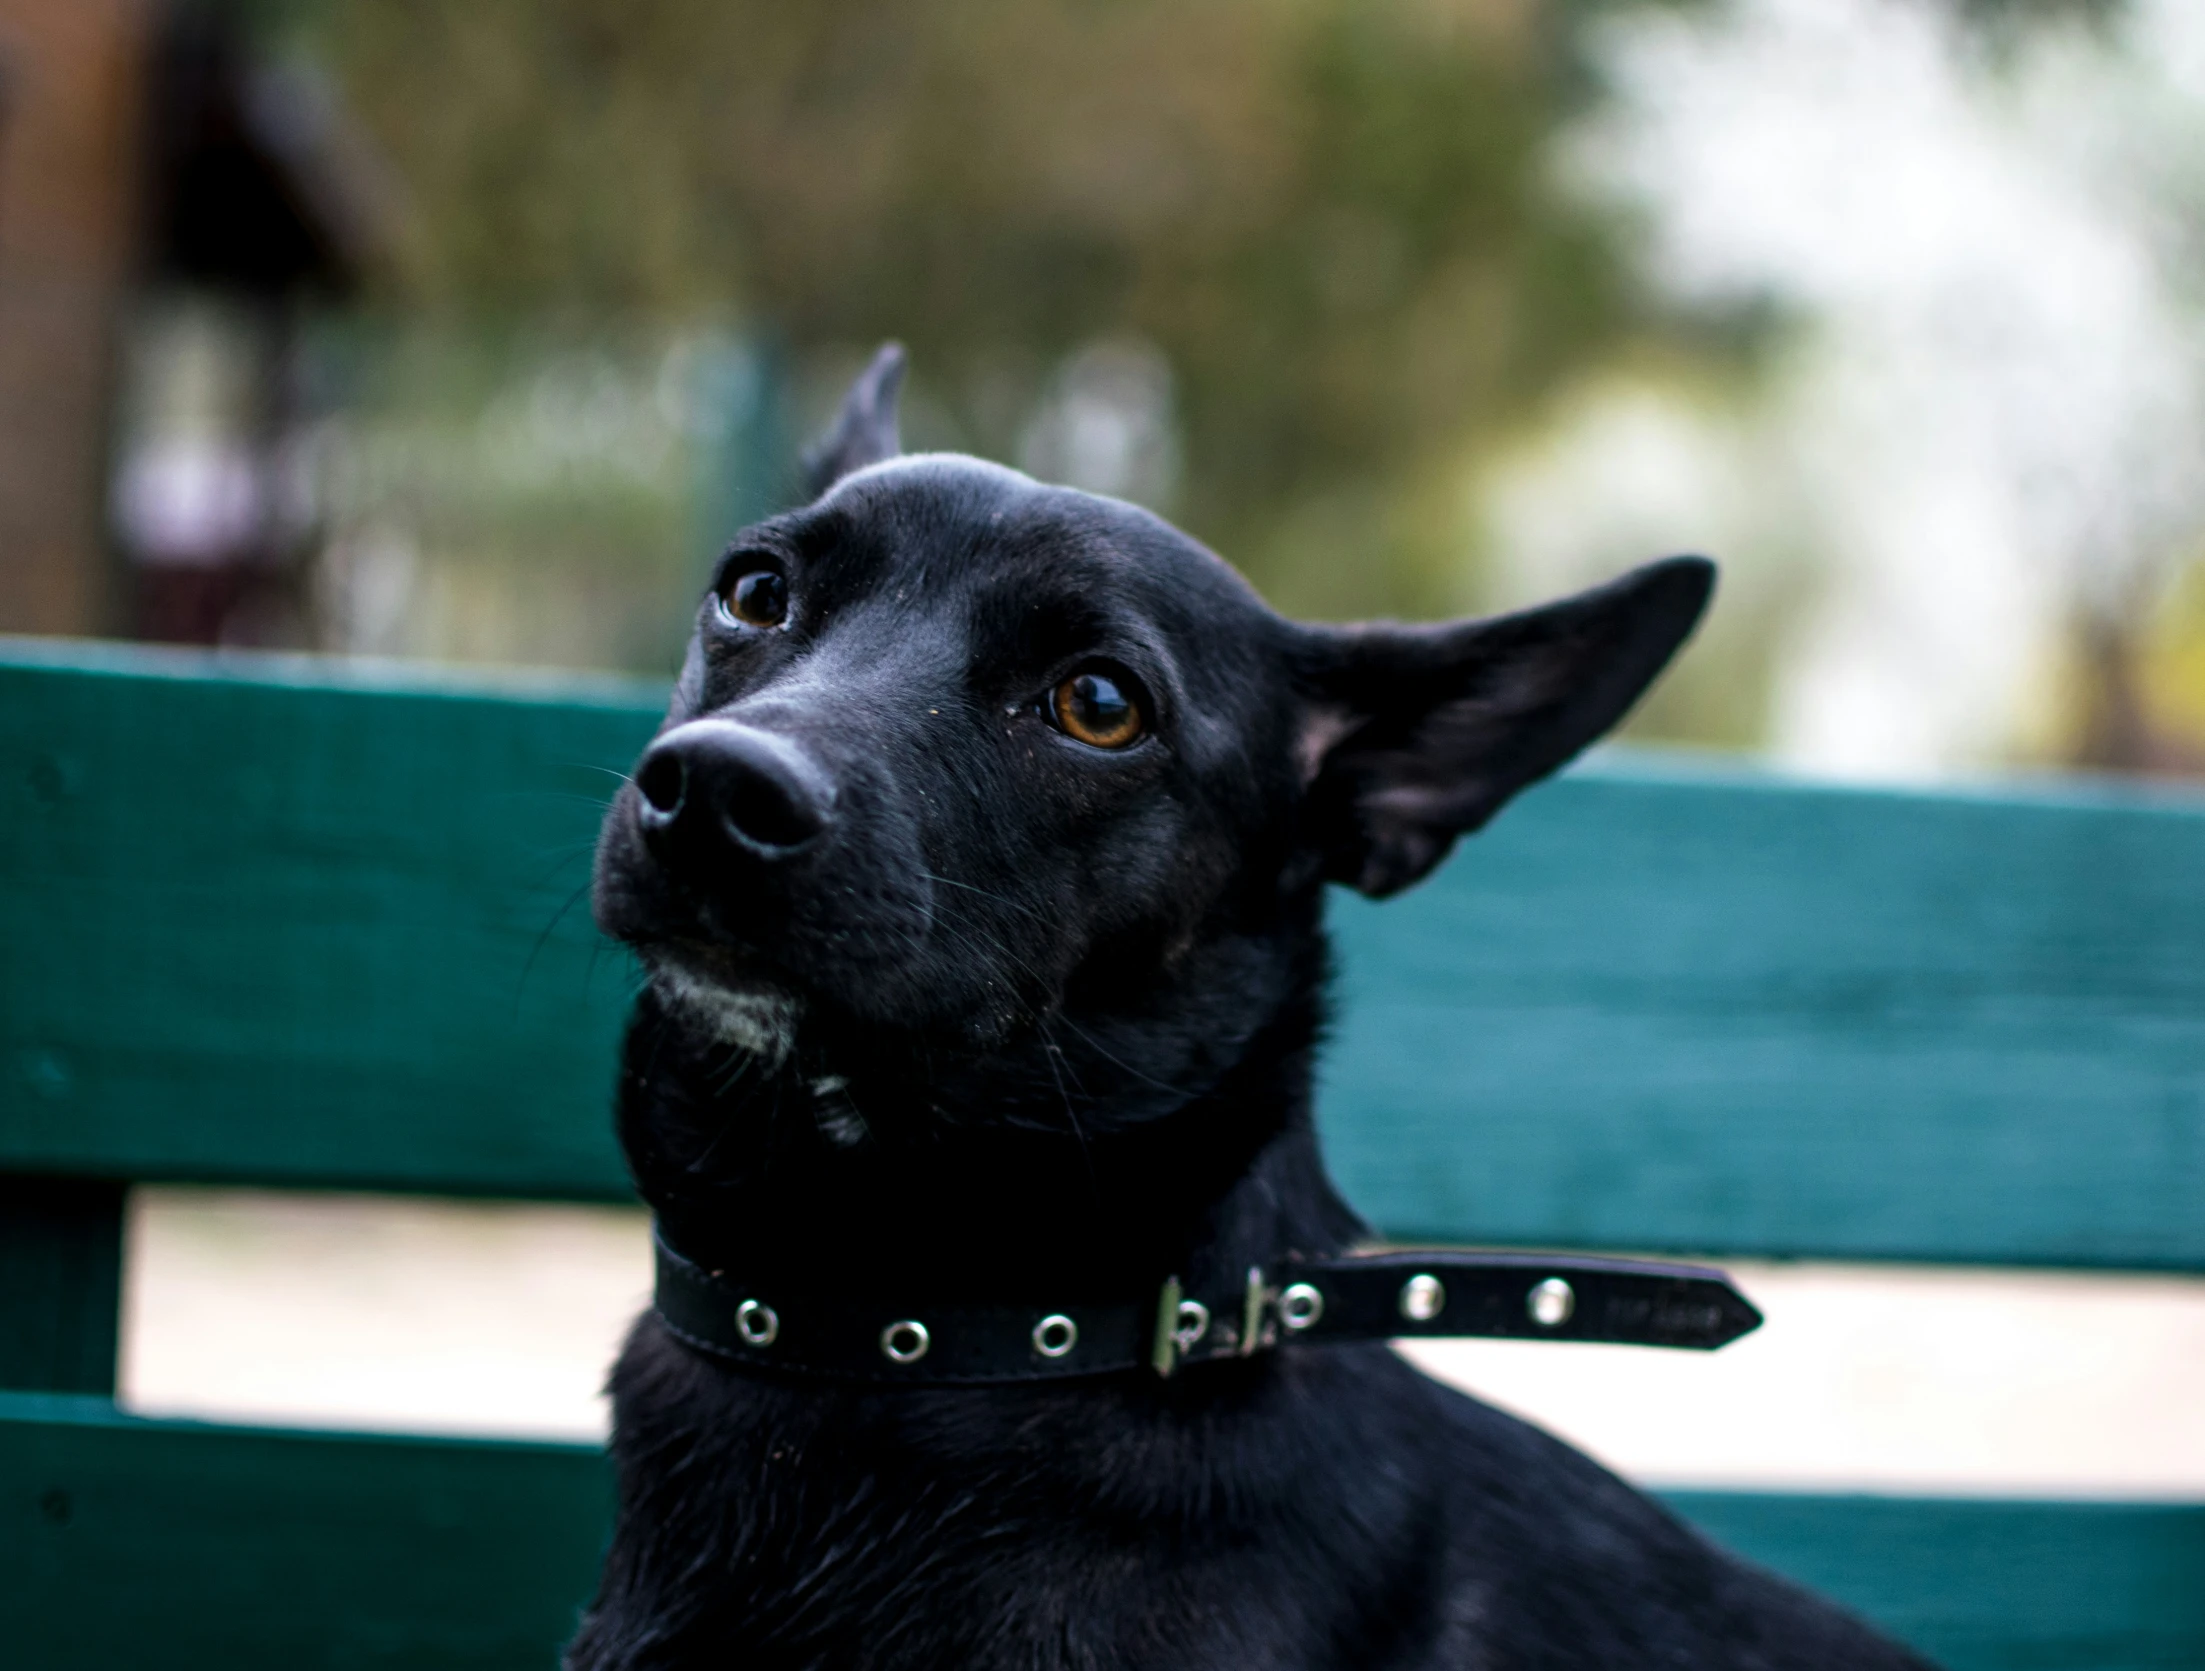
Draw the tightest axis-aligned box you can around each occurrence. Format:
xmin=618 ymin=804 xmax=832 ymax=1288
xmin=574 ymin=1315 xmax=1875 ymax=1671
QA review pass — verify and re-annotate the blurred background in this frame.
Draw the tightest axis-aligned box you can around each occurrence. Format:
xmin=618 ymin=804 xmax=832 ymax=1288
xmin=5 ymin=0 xmax=2203 ymax=1488
xmin=20 ymin=0 xmax=2205 ymax=779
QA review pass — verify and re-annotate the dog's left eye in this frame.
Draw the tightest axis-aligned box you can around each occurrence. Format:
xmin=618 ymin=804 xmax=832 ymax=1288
xmin=1049 ymin=668 xmax=1145 ymax=749
xmin=718 ymin=570 xmax=788 ymax=628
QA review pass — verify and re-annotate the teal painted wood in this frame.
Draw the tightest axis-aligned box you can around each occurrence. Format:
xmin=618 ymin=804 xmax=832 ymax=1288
xmin=1322 ymin=763 xmax=2205 ymax=1271
xmin=1 ymin=1394 xmax=609 ymax=1670
xmin=0 ymin=1176 xmax=123 ymax=1393
xmin=1666 ymin=1490 xmax=2205 ymax=1671
xmin=0 ymin=640 xmax=657 ymax=1201
xmin=6 ymin=640 xmax=2204 ymax=1266
xmin=3 ymin=1395 xmax=2199 ymax=1671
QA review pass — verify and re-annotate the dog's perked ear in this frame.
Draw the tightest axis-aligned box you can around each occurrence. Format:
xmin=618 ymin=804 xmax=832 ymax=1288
xmin=801 ymin=342 xmax=906 ymax=498
xmin=1297 ymin=555 xmax=1715 ymax=899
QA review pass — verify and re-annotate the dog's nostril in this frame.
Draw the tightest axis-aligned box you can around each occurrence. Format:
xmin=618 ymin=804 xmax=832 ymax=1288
xmin=723 ymin=769 xmax=826 ymax=850
xmin=637 ymin=752 xmax=686 ymax=818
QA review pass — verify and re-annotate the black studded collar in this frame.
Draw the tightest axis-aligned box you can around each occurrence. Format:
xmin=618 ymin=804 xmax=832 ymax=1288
xmin=652 ymin=1226 xmax=1762 ymax=1386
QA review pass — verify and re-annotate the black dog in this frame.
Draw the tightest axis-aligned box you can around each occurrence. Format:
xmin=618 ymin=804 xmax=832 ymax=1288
xmin=575 ymin=347 xmax=1930 ymax=1669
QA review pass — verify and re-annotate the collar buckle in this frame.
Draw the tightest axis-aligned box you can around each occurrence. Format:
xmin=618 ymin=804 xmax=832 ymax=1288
xmin=1149 ymin=1276 xmax=1221 ymax=1377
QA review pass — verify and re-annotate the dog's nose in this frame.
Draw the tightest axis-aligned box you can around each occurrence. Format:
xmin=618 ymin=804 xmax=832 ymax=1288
xmin=634 ymin=721 xmax=834 ymax=861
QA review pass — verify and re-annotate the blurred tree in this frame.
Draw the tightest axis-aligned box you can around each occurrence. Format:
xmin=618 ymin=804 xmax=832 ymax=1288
xmin=270 ymin=0 xmax=1650 ymax=621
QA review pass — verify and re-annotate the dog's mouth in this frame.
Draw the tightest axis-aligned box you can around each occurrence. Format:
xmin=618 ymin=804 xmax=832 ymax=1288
xmin=636 ymin=940 xmax=803 ymax=1065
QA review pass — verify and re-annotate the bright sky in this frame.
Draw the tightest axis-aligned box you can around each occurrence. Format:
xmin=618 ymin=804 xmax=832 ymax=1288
xmin=1487 ymin=0 xmax=2205 ymax=778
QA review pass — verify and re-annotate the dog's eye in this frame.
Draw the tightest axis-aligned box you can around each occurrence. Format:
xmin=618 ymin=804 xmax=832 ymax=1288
xmin=719 ymin=570 xmax=788 ymax=628
xmin=1050 ymin=669 xmax=1144 ymax=749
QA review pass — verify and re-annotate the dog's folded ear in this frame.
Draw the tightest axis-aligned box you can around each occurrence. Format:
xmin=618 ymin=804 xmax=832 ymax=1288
xmin=1296 ymin=556 xmax=1715 ymax=898
xmin=802 ymin=342 xmax=906 ymax=498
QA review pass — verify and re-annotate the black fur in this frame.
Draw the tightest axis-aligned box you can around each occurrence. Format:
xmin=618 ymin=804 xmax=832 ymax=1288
xmin=574 ymin=356 xmax=1931 ymax=1669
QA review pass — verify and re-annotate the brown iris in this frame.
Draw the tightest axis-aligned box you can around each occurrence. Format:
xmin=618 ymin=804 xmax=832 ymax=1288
xmin=1051 ymin=669 xmax=1144 ymax=749
xmin=721 ymin=570 xmax=788 ymax=627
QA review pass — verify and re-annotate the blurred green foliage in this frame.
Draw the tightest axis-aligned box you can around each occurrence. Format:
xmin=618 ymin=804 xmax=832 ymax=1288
xmin=280 ymin=0 xmax=1658 ymax=623
xmin=301 ymin=320 xmax=733 ymax=670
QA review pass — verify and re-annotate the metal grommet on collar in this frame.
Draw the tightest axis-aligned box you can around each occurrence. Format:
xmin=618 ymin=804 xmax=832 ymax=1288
xmin=1527 ymin=1277 xmax=1575 ymax=1328
xmin=1032 ymin=1314 xmax=1078 ymax=1358
xmin=1398 ymin=1273 xmax=1445 ymax=1323
xmin=1277 ymin=1282 xmax=1324 ymax=1332
xmin=735 ymin=1299 xmax=779 ymax=1347
xmin=880 ymin=1319 xmax=931 ymax=1363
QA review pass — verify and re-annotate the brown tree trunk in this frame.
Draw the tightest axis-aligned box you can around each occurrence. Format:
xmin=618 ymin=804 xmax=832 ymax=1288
xmin=0 ymin=0 xmax=153 ymax=639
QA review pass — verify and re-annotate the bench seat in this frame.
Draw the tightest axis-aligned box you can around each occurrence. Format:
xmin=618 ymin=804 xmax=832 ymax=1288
xmin=3 ymin=637 xmax=2200 ymax=1669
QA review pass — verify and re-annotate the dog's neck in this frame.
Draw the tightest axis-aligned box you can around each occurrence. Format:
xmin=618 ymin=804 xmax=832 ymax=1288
xmin=616 ymin=915 xmax=1366 ymax=1304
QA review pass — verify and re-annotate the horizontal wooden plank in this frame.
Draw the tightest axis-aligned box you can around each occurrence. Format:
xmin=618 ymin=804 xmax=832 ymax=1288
xmin=0 ymin=1395 xmax=609 ymax=1671
xmin=4 ymin=639 xmax=2203 ymax=1265
xmin=0 ymin=640 xmax=654 ymax=1200
xmin=3 ymin=1395 xmax=2197 ymax=1670
xmin=1322 ymin=764 xmax=2205 ymax=1269
xmin=1667 ymin=1490 xmax=2205 ymax=1671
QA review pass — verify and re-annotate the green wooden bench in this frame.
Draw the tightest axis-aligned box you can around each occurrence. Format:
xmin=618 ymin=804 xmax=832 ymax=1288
xmin=2 ymin=634 xmax=2200 ymax=1670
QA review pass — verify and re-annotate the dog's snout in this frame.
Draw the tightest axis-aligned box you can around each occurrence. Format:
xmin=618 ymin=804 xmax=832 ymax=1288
xmin=635 ymin=721 xmax=834 ymax=863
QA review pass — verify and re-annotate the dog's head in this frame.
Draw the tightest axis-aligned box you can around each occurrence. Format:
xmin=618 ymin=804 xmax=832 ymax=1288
xmin=595 ymin=346 xmax=1710 ymax=1141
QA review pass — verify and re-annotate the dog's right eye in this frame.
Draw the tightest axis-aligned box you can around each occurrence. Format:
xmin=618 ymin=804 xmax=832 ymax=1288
xmin=718 ymin=570 xmax=789 ymax=629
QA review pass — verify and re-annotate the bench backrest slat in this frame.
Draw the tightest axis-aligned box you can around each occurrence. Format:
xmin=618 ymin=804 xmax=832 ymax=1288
xmin=7 ymin=1392 xmax=2200 ymax=1671
xmin=5 ymin=642 xmax=2202 ymax=1269
xmin=1324 ymin=766 xmax=2205 ymax=1271
xmin=1 ymin=643 xmax=651 ymax=1201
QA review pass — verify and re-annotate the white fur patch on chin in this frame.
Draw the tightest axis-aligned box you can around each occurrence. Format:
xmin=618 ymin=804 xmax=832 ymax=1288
xmin=813 ymin=1106 xmax=870 ymax=1148
xmin=649 ymin=959 xmax=801 ymax=1065
xmin=807 ymin=1076 xmax=869 ymax=1147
